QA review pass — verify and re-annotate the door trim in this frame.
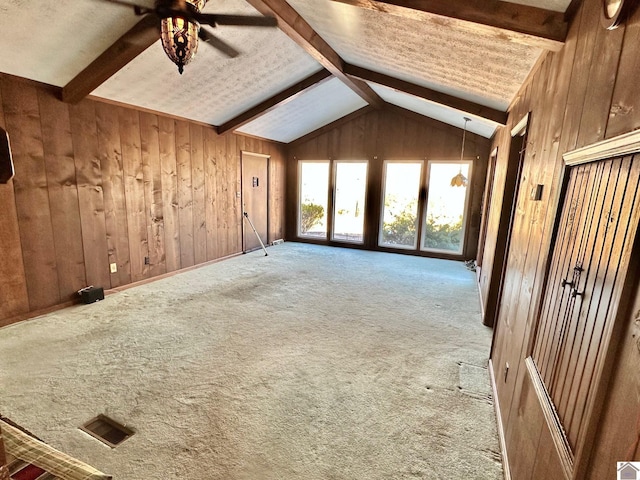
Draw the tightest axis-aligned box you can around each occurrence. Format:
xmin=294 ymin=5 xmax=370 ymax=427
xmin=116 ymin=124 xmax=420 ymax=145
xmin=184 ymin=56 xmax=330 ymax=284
xmin=241 ymin=151 xmax=270 ymax=253
xmin=526 ymin=357 xmax=573 ymax=479
xmin=241 ymin=150 xmax=270 ymax=159
xmin=563 ymin=129 xmax=640 ymax=165
xmin=489 ymin=359 xmax=512 ymax=480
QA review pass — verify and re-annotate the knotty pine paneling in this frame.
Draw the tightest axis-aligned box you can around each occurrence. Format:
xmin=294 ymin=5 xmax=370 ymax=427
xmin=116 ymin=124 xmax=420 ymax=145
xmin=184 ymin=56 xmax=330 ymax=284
xmin=0 ymin=83 xmax=29 ymax=321
xmin=0 ymin=73 xmax=285 ymax=327
xmin=607 ymin=5 xmax=640 ymax=137
xmin=483 ymin=0 xmax=640 ymax=476
xmin=288 ymin=108 xmax=491 ymax=259
xmin=140 ymin=112 xmax=167 ymax=278
xmin=119 ymin=107 xmax=149 ymax=283
xmin=38 ymin=90 xmax=87 ymax=302
xmin=158 ymin=115 xmax=181 ymax=273
xmin=214 ymin=132 xmax=229 ymax=258
xmin=96 ymin=102 xmax=131 ymax=288
xmin=1 ymin=78 xmax=60 ymax=311
xmin=203 ymin=126 xmax=219 ymax=261
xmin=69 ymin=100 xmax=111 ymax=291
xmin=176 ymin=119 xmax=195 ymax=269
xmin=190 ymin=123 xmax=207 ymax=266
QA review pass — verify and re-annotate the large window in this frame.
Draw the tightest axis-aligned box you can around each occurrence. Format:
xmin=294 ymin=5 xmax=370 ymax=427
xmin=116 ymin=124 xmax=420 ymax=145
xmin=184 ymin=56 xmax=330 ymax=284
xmin=421 ymin=161 xmax=472 ymax=254
xmin=297 ymin=157 xmax=474 ymax=257
xmin=332 ymin=161 xmax=368 ymax=243
xmin=298 ymin=161 xmax=329 ymax=239
xmin=379 ymin=161 xmax=423 ymax=249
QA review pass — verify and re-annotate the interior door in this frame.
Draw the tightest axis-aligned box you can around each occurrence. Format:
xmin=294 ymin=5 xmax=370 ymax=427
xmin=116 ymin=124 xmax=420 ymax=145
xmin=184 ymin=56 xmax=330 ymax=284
xmin=528 ymin=154 xmax=640 ymax=477
xmin=241 ymin=152 xmax=269 ymax=253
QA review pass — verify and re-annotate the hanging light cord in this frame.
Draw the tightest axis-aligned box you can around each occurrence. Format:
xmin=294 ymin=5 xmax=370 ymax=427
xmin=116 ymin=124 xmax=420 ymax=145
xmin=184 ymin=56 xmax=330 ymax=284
xmin=460 ymin=117 xmax=470 ymax=163
xmin=451 ymin=117 xmax=471 ymax=187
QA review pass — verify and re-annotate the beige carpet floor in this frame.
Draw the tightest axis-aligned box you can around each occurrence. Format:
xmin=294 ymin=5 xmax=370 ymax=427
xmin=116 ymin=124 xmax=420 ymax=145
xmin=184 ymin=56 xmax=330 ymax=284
xmin=0 ymin=242 xmax=502 ymax=479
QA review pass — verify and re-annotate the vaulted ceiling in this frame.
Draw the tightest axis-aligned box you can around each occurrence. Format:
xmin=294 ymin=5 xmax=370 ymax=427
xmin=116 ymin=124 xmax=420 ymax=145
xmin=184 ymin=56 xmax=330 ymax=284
xmin=0 ymin=0 xmax=574 ymax=142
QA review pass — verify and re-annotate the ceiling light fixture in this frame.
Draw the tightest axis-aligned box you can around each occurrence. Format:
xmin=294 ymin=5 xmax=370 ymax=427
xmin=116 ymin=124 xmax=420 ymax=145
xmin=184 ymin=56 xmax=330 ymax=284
xmin=451 ymin=117 xmax=471 ymax=188
xmin=160 ymin=0 xmax=206 ymax=74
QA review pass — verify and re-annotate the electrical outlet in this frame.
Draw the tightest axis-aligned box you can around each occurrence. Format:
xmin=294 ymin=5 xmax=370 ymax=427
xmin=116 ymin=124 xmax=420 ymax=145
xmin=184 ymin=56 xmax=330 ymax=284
xmin=110 ymin=262 xmax=118 ymax=273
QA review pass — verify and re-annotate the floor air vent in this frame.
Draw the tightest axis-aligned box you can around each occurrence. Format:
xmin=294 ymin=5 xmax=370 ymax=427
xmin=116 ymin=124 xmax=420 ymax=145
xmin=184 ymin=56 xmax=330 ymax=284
xmin=80 ymin=414 xmax=134 ymax=448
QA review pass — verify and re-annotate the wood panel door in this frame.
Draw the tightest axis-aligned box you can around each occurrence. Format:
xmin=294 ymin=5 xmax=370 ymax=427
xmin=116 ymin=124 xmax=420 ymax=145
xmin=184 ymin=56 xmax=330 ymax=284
xmin=242 ymin=152 xmax=269 ymax=253
xmin=528 ymin=153 xmax=640 ymax=478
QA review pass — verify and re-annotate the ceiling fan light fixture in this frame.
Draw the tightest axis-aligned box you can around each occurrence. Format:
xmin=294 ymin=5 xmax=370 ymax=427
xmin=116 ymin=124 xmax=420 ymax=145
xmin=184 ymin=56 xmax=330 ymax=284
xmin=160 ymin=0 xmax=206 ymax=74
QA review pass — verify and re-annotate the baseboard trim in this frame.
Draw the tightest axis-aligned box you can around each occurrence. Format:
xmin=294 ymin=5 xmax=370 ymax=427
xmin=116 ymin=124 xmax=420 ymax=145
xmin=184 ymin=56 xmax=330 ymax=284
xmin=0 ymin=300 xmax=77 ymax=329
xmin=525 ymin=357 xmax=573 ymax=479
xmin=0 ymin=252 xmax=244 ymax=330
xmin=489 ymin=359 xmax=512 ymax=480
xmin=105 ymin=252 xmax=243 ymax=295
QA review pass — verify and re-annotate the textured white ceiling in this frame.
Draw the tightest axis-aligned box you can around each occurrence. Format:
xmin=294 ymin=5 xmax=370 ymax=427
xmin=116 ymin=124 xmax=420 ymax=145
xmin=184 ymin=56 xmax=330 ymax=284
xmin=369 ymin=84 xmax=498 ymax=138
xmin=287 ymin=0 xmax=543 ymax=111
xmin=0 ymin=0 xmax=141 ymax=86
xmin=90 ymin=0 xmax=322 ymax=125
xmin=237 ymin=77 xmax=368 ymax=143
xmin=92 ymin=25 xmax=323 ymax=126
xmin=0 ymin=0 xmax=570 ymax=143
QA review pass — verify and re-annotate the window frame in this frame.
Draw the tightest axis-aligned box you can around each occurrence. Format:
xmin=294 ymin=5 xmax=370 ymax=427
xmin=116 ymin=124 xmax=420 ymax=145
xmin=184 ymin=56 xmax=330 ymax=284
xmin=330 ymin=160 xmax=369 ymax=244
xmin=297 ymin=160 xmax=331 ymax=240
xmin=378 ymin=160 xmax=424 ymax=250
xmin=420 ymin=159 xmax=474 ymax=255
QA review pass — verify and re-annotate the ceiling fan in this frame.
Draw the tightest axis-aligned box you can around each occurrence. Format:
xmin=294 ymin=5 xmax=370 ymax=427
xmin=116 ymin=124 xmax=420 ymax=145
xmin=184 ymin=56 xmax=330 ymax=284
xmin=104 ymin=0 xmax=278 ymax=73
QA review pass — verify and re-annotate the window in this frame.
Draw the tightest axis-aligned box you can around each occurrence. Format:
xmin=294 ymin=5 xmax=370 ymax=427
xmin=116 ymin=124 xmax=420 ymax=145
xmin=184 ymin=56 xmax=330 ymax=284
xmin=379 ymin=161 xmax=423 ymax=249
xmin=298 ymin=161 xmax=330 ymax=238
xmin=421 ymin=161 xmax=472 ymax=254
xmin=332 ymin=161 xmax=368 ymax=243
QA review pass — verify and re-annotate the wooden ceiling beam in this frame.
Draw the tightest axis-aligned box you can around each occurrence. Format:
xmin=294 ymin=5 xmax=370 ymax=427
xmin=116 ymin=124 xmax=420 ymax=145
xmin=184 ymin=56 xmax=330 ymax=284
xmin=62 ymin=16 xmax=159 ymax=104
xmin=217 ymin=69 xmax=333 ymax=135
xmin=344 ymin=63 xmax=507 ymax=125
xmin=329 ymin=0 xmax=567 ymax=51
xmin=244 ymin=0 xmax=384 ymax=107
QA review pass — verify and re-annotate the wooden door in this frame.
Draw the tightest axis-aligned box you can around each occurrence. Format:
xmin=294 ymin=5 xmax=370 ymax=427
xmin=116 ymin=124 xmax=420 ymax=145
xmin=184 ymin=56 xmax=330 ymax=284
xmin=476 ymin=148 xmax=498 ymax=273
xmin=528 ymin=154 xmax=640 ymax=478
xmin=241 ymin=152 xmax=269 ymax=253
xmin=483 ymin=128 xmax=527 ymax=327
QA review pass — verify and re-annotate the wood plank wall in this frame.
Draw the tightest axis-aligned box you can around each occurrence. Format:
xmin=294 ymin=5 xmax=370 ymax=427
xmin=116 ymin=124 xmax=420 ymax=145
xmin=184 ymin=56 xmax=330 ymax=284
xmin=482 ymin=0 xmax=640 ymax=477
xmin=288 ymin=107 xmax=492 ymax=259
xmin=0 ymin=73 xmax=286 ymax=327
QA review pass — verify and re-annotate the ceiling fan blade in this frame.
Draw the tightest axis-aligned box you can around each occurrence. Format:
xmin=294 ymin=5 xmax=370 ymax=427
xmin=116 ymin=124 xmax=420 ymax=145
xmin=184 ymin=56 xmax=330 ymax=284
xmin=197 ymin=14 xmax=278 ymax=28
xmin=198 ymin=29 xmax=241 ymax=58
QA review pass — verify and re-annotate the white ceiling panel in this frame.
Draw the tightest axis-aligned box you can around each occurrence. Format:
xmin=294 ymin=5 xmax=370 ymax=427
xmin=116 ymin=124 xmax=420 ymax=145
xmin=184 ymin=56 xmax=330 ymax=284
xmin=237 ymin=77 xmax=368 ymax=143
xmin=92 ymin=26 xmax=322 ymax=126
xmin=369 ymin=84 xmax=498 ymax=138
xmin=287 ymin=0 xmax=543 ymax=111
xmin=92 ymin=0 xmax=323 ymax=126
xmin=0 ymin=0 xmax=142 ymax=86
